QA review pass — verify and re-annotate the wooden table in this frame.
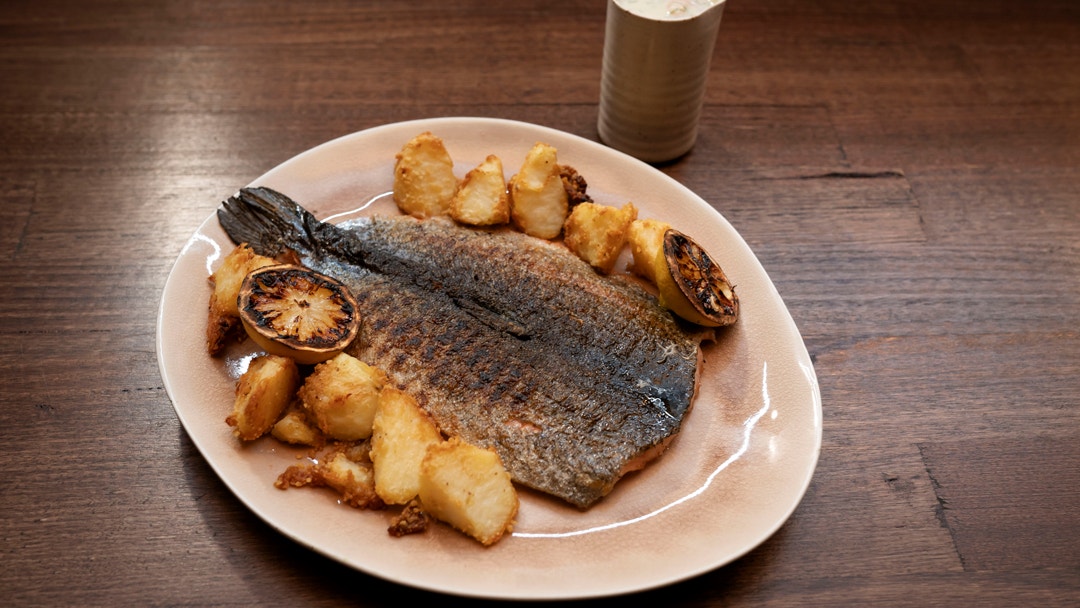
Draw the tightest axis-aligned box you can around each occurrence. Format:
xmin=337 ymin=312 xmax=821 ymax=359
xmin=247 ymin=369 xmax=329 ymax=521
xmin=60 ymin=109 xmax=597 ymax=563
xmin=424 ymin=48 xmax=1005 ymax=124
xmin=2 ymin=0 xmax=1077 ymax=605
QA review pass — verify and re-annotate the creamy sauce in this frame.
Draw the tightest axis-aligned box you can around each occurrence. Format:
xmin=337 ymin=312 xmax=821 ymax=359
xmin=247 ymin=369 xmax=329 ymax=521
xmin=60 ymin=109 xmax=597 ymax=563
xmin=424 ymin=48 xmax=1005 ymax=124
xmin=615 ymin=0 xmax=723 ymax=20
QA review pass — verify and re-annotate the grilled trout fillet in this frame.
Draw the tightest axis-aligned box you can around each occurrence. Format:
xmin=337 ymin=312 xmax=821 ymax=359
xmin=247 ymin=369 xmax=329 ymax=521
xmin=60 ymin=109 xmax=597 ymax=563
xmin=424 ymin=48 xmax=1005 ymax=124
xmin=218 ymin=187 xmax=711 ymax=508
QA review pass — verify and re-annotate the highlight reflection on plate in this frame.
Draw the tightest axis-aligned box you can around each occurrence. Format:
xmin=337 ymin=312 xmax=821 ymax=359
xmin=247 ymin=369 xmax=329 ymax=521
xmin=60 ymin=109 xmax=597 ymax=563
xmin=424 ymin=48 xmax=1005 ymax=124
xmin=156 ymin=117 xmax=821 ymax=600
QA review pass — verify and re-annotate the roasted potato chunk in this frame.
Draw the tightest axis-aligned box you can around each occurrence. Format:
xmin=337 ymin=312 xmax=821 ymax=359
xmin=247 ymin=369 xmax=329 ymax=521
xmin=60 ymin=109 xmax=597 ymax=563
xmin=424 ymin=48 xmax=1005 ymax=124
xmin=508 ymin=142 xmax=569 ymax=239
xmin=270 ymin=407 xmax=323 ymax=446
xmin=450 ymin=154 xmax=510 ymax=226
xmin=418 ymin=437 xmax=518 ymax=546
xmin=275 ymin=450 xmax=383 ymax=509
xmin=298 ymin=352 xmax=387 ymax=442
xmin=393 ymin=131 xmax=458 ymax=218
xmin=207 ymin=244 xmax=276 ymax=355
xmin=320 ymin=451 xmax=383 ymax=509
xmin=627 ymin=218 xmax=673 ymax=285
xmin=227 ymin=355 xmax=300 ymax=441
xmin=370 ymin=387 xmax=444 ymax=505
xmin=563 ymin=201 xmax=638 ymax=274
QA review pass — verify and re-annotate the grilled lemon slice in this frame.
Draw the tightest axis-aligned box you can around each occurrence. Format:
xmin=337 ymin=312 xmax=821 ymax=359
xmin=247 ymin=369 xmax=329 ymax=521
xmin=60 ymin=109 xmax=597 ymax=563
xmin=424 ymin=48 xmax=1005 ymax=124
xmin=237 ymin=264 xmax=361 ymax=365
xmin=655 ymin=229 xmax=738 ymax=327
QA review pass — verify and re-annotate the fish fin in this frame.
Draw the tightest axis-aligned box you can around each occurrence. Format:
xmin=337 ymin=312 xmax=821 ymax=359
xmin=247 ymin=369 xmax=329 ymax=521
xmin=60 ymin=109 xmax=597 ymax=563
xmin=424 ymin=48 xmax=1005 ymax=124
xmin=217 ymin=187 xmax=325 ymax=259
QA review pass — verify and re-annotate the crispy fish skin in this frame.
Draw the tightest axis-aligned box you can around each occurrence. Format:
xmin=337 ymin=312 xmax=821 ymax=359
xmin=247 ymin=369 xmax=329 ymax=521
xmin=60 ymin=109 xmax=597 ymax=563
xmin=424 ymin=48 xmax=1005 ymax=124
xmin=218 ymin=187 xmax=710 ymax=508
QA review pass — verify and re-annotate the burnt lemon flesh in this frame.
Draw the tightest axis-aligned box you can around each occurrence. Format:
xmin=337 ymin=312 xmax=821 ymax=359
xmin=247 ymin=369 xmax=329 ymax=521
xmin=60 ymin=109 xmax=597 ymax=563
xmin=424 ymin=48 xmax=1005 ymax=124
xmin=238 ymin=264 xmax=360 ymax=364
xmin=656 ymin=229 xmax=738 ymax=327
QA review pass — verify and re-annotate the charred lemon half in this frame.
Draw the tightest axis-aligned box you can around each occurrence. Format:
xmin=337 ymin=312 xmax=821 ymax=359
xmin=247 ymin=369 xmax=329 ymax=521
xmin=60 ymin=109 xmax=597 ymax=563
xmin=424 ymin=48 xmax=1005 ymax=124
xmin=237 ymin=264 xmax=360 ymax=365
xmin=655 ymin=229 xmax=738 ymax=327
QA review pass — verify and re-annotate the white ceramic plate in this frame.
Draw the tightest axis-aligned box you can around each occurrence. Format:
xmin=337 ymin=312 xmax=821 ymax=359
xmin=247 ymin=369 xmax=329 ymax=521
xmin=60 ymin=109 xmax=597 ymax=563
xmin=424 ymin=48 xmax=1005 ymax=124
xmin=157 ymin=117 xmax=821 ymax=600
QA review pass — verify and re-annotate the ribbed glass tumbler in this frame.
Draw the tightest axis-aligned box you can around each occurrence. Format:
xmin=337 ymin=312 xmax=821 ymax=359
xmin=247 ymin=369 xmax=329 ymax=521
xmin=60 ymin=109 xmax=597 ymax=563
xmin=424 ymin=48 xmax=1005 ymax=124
xmin=598 ymin=0 xmax=726 ymax=163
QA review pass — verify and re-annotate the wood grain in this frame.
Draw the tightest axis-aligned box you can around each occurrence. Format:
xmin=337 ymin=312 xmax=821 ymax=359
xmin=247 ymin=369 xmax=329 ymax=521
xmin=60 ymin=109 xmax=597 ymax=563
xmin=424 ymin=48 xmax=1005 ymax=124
xmin=1 ymin=0 xmax=1077 ymax=605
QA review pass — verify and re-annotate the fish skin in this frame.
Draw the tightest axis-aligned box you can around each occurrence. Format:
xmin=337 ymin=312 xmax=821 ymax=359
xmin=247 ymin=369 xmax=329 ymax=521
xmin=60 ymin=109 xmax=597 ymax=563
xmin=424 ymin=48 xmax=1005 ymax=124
xmin=218 ymin=187 xmax=709 ymax=508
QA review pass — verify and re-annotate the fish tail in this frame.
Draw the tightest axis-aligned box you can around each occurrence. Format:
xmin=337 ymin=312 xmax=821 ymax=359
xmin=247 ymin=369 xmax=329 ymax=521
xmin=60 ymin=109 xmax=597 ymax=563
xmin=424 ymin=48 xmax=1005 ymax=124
xmin=216 ymin=187 xmax=324 ymax=259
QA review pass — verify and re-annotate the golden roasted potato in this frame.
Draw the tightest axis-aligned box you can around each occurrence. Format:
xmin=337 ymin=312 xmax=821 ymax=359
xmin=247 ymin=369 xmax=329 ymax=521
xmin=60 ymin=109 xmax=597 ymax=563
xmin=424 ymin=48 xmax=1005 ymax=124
xmin=450 ymin=154 xmax=510 ymax=226
xmin=298 ymin=352 xmax=387 ymax=442
xmin=508 ymin=142 xmax=569 ymax=239
xmin=418 ymin=437 xmax=518 ymax=546
xmin=320 ymin=451 xmax=383 ymax=509
xmin=206 ymin=244 xmax=276 ymax=355
xmin=626 ymin=217 xmax=673 ymax=285
xmin=563 ymin=201 xmax=638 ymax=274
xmin=270 ymin=407 xmax=323 ymax=446
xmin=393 ymin=131 xmax=459 ymax=218
xmin=370 ymin=387 xmax=444 ymax=505
xmin=227 ymin=355 xmax=300 ymax=441
xmin=338 ymin=440 xmax=372 ymax=464
xmin=275 ymin=450 xmax=383 ymax=509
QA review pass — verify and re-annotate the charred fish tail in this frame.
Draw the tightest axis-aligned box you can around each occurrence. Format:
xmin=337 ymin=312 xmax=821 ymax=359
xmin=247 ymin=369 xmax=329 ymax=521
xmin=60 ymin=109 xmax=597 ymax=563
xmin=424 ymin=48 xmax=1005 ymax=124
xmin=217 ymin=186 xmax=328 ymax=259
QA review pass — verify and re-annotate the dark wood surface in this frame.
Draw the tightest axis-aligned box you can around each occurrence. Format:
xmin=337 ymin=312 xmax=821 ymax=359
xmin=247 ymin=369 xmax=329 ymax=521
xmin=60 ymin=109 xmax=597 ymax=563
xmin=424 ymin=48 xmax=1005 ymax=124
xmin=2 ymin=0 xmax=1078 ymax=605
